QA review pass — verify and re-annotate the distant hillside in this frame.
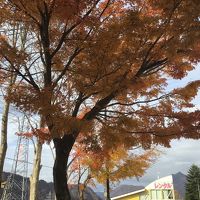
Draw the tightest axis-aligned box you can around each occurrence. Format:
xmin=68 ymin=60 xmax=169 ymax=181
xmin=172 ymin=172 xmax=186 ymax=199
xmin=0 ymin=172 xmax=54 ymax=200
xmin=0 ymin=172 xmax=101 ymax=200
xmin=69 ymin=185 xmax=101 ymax=200
xmin=96 ymin=192 xmax=105 ymax=200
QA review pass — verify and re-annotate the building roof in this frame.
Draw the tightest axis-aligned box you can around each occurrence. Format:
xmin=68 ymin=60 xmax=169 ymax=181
xmin=110 ymin=185 xmax=144 ymax=198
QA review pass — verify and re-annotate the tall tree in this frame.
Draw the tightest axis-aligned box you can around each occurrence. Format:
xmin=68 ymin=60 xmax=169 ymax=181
xmin=85 ymin=147 xmax=157 ymax=200
xmin=0 ymin=23 xmax=27 ymax=185
xmin=29 ymin=118 xmax=46 ymax=200
xmin=29 ymin=139 xmax=43 ymax=200
xmin=0 ymin=1 xmax=200 ymax=200
xmin=0 ymin=74 xmax=15 ymax=186
xmin=185 ymin=164 xmax=200 ymax=200
xmin=67 ymin=150 xmax=94 ymax=200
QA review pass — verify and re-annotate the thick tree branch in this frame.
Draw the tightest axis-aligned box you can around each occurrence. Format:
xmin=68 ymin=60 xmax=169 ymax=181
xmin=39 ymin=6 xmax=52 ymax=86
xmin=83 ymin=92 xmax=116 ymax=120
xmin=72 ymin=92 xmax=89 ymax=117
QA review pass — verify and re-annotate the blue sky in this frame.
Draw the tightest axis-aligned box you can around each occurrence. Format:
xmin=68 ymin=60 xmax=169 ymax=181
xmin=117 ymin=65 xmax=200 ymax=190
xmin=122 ymin=138 xmax=200 ymax=186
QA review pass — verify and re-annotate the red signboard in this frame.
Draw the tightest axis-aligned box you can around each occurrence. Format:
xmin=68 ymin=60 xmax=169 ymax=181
xmin=154 ymin=182 xmax=173 ymax=189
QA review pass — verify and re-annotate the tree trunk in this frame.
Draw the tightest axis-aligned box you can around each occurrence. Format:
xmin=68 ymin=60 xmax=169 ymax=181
xmin=0 ymin=100 xmax=10 ymax=186
xmin=53 ymin=134 xmax=76 ymax=200
xmin=0 ymin=70 xmax=16 ymax=187
xmin=79 ymin=174 xmax=91 ymax=200
xmin=106 ymin=177 xmax=111 ymax=200
xmin=29 ymin=140 xmax=43 ymax=200
xmin=80 ymin=187 xmax=84 ymax=200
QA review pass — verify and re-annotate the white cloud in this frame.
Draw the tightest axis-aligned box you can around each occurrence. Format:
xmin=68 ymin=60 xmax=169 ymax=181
xmin=120 ymin=139 xmax=200 ymax=188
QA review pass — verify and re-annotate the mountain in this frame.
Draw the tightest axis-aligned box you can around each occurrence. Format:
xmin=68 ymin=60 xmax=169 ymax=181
xmin=172 ymin=172 xmax=187 ymax=199
xmin=96 ymin=192 xmax=105 ymax=200
xmin=0 ymin=172 xmax=101 ymax=200
xmin=69 ymin=185 xmax=101 ymax=200
xmin=0 ymin=172 xmax=54 ymax=200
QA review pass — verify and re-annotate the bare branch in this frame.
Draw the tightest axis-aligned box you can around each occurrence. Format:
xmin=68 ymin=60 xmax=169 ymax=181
xmin=107 ymin=93 xmax=171 ymax=107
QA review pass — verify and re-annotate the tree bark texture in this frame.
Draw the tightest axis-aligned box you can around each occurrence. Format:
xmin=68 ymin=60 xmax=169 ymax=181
xmin=29 ymin=140 xmax=43 ymax=200
xmin=53 ymin=134 xmax=76 ymax=200
xmin=106 ymin=177 xmax=111 ymax=200
xmin=0 ymin=100 xmax=9 ymax=187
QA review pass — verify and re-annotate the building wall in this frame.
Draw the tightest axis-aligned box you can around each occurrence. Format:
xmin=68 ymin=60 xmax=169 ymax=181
xmin=111 ymin=175 xmax=182 ymax=200
xmin=111 ymin=189 xmax=178 ymax=200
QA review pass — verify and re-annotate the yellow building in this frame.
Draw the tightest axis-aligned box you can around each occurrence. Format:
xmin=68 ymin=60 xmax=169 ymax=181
xmin=111 ymin=173 xmax=185 ymax=200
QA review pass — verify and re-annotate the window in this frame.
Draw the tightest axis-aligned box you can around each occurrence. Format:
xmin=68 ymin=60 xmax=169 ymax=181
xmin=163 ymin=190 xmax=173 ymax=199
xmin=150 ymin=189 xmax=174 ymax=200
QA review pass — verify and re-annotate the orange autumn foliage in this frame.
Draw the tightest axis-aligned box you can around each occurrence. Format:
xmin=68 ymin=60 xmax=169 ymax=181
xmin=0 ymin=1 xmax=199 ymax=140
xmin=70 ymin=139 xmax=158 ymax=185
xmin=17 ymin=127 xmax=51 ymax=143
xmin=0 ymin=1 xmax=200 ymax=198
